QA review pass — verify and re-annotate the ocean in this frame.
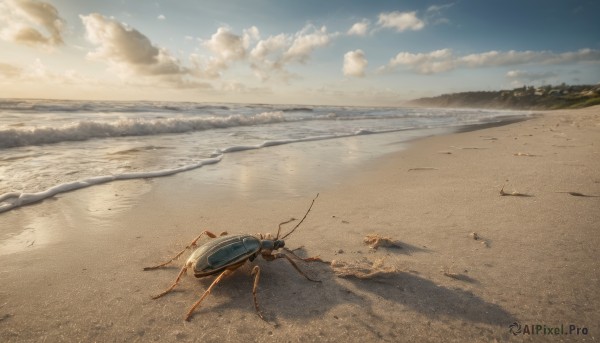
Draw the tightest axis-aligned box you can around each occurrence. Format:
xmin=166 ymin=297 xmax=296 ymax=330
xmin=0 ymin=99 xmax=529 ymax=213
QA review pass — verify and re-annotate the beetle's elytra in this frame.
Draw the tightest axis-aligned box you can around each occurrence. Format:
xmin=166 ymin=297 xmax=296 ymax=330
xmin=187 ymin=234 xmax=262 ymax=277
xmin=143 ymin=194 xmax=324 ymax=322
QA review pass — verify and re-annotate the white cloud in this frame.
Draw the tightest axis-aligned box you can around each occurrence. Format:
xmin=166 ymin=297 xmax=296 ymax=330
xmin=377 ymin=11 xmax=425 ymax=32
xmin=381 ymin=48 xmax=600 ymax=74
xmin=193 ymin=26 xmax=261 ymax=79
xmin=343 ymin=50 xmax=368 ymax=77
xmin=425 ymin=3 xmax=454 ymax=25
xmin=347 ymin=20 xmax=369 ymax=36
xmin=426 ymin=3 xmax=454 ymax=13
xmin=250 ymin=33 xmax=287 ymax=60
xmin=283 ymin=25 xmax=332 ymax=64
xmin=157 ymin=14 xmax=165 ymax=21
xmin=0 ymin=59 xmax=99 ymax=87
xmin=248 ymin=25 xmax=337 ymax=81
xmin=0 ymin=0 xmax=65 ymax=47
xmin=382 ymin=49 xmax=454 ymax=74
xmin=506 ymin=70 xmax=558 ymax=82
xmin=0 ymin=62 xmax=23 ymax=78
xmin=242 ymin=26 xmax=260 ymax=49
xmin=204 ymin=27 xmax=247 ymax=61
xmin=80 ymin=13 xmax=199 ymax=88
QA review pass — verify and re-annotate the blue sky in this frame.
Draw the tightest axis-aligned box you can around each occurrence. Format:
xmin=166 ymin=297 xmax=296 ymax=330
xmin=0 ymin=0 xmax=598 ymax=105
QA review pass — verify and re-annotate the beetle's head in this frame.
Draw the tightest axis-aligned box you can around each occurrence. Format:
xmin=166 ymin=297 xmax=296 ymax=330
xmin=273 ymin=239 xmax=285 ymax=250
xmin=259 ymin=238 xmax=285 ymax=251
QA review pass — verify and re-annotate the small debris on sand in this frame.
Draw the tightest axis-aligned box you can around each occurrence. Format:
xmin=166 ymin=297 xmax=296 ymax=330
xmin=450 ymin=146 xmax=488 ymax=150
xmin=443 ymin=271 xmax=461 ymax=280
xmin=513 ymin=152 xmax=537 ymax=157
xmin=500 ymin=186 xmax=533 ymax=197
xmin=363 ymin=234 xmax=402 ymax=249
xmin=331 ymin=258 xmax=398 ymax=279
xmin=442 ymin=265 xmax=460 ymax=279
xmin=470 ymin=232 xmax=490 ymax=247
xmin=408 ymin=167 xmax=438 ymax=171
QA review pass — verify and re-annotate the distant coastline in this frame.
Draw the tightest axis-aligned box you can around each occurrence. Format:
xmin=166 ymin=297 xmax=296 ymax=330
xmin=407 ymin=84 xmax=600 ymax=110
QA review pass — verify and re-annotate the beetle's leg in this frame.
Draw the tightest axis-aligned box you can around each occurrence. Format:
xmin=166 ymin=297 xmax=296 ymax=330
xmin=283 ymin=247 xmax=330 ymax=264
xmin=151 ymin=266 xmax=188 ymax=299
xmin=185 ymin=263 xmax=243 ymax=321
xmin=250 ymin=265 xmax=267 ymax=322
xmin=143 ymin=230 xmax=219 ymax=270
xmin=263 ymin=252 xmax=321 ymax=283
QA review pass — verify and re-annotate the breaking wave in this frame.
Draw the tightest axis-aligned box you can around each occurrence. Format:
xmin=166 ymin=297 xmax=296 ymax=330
xmin=0 ymin=111 xmax=286 ymax=149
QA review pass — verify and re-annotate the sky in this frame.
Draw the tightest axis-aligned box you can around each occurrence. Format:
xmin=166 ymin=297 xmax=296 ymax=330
xmin=0 ymin=0 xmax=599 ymax=106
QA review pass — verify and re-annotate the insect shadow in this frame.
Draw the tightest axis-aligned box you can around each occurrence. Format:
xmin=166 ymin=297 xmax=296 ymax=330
xmin=342 ymin=272 xmax=515 ymax=327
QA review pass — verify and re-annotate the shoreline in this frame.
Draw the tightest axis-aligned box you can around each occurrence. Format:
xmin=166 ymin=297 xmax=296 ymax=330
xmin=1 ymin=106 xmax=598 ymax=342
xmin=0 ymin=112 xmax=530 ymax=215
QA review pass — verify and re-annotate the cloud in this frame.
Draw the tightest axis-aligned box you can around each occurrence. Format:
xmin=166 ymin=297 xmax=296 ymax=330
xmin=381 ymin=49 xmax=454 ymax=74
xmin=250 ymin=33 xmax=287 ymax=60
xmin=425 ymin=3 xmax=454 ymax=25
xmin=506 ymin=70 xmax=558 ymax=83
xmin=190 ymin=26 xmax=259 ymax=79
xmin=283 ymin=25 xmax=332 ymax=64
xmin=204 ymin=27 xmax=247 ymax=61
xmin=347 ymin=20 xmax=369 ymax=36
xmin=343 ymin=50 xmax=368 ymax=77
xmin=0 ymin=62 xmax=23 ymax=78
xmin=0 ymin=0 xmax=65 ymax=47
xmin=426 ymin=3 xmax=454 ymax=12
xmin=80 ymin=14 xmax=187 ymax=78
xmin=381 ymin=48 xmax=600 ymax=74
xmin=377 ymin=11 xmax=425 ymax=32
xmin=248 ymin=25 xmax=337 ymax=81
xmin=157 ymin=14 xmax=165 ymax=21
xmin=0 ymin=59 xmax=100 ymax=87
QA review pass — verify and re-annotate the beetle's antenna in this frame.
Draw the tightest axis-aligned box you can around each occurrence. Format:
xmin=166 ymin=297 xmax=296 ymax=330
xmin=275 ymin=218 xmax=296 ymax=240
xmin=281 ymin=193 xmax=319 ymax=240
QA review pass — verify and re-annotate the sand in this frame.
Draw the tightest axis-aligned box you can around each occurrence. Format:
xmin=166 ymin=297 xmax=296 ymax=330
xmin=1 ymin=106 xmax=599 ymax=342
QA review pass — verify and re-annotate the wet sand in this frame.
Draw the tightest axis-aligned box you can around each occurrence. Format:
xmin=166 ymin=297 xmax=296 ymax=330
xmin=0 ymin=106 xmax=599 ymax=342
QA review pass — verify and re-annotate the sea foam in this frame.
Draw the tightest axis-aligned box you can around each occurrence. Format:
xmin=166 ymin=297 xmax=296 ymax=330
xmin=0 ymin=156 xmax=222 ymax=213
xmin=0 ymin=128 xmax=415 ymax=213
xmin=0 ymin=111 xmax=286 ymax=149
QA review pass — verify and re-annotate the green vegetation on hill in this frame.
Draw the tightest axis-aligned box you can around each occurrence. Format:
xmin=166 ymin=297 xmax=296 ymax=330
xmin=407 ymin=84 xmax=600 ymax=110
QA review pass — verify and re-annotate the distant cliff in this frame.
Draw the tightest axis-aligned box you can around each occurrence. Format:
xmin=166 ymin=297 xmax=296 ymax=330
xmin=407 ymin=84 xmax=600 ymax=110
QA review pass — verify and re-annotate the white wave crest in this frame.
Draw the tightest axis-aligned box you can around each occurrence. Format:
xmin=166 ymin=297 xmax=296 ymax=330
xmin=0 ymin=111 xmax=285 ymax=149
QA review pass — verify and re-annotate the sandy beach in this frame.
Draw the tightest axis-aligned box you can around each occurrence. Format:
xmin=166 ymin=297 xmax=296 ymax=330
xmin=1 ymin=106 xmax=599 ymax=342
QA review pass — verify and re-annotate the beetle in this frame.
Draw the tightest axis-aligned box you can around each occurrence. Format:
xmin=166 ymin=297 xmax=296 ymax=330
xmin=143 ymin=194 xmax=323 ymax=322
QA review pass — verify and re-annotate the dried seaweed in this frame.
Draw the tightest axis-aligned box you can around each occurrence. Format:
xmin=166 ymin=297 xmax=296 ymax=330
xmin=363 ymin=234 xmax=402 ymax=250
xmin=331 ymin=258 xmax=398 ymax=279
